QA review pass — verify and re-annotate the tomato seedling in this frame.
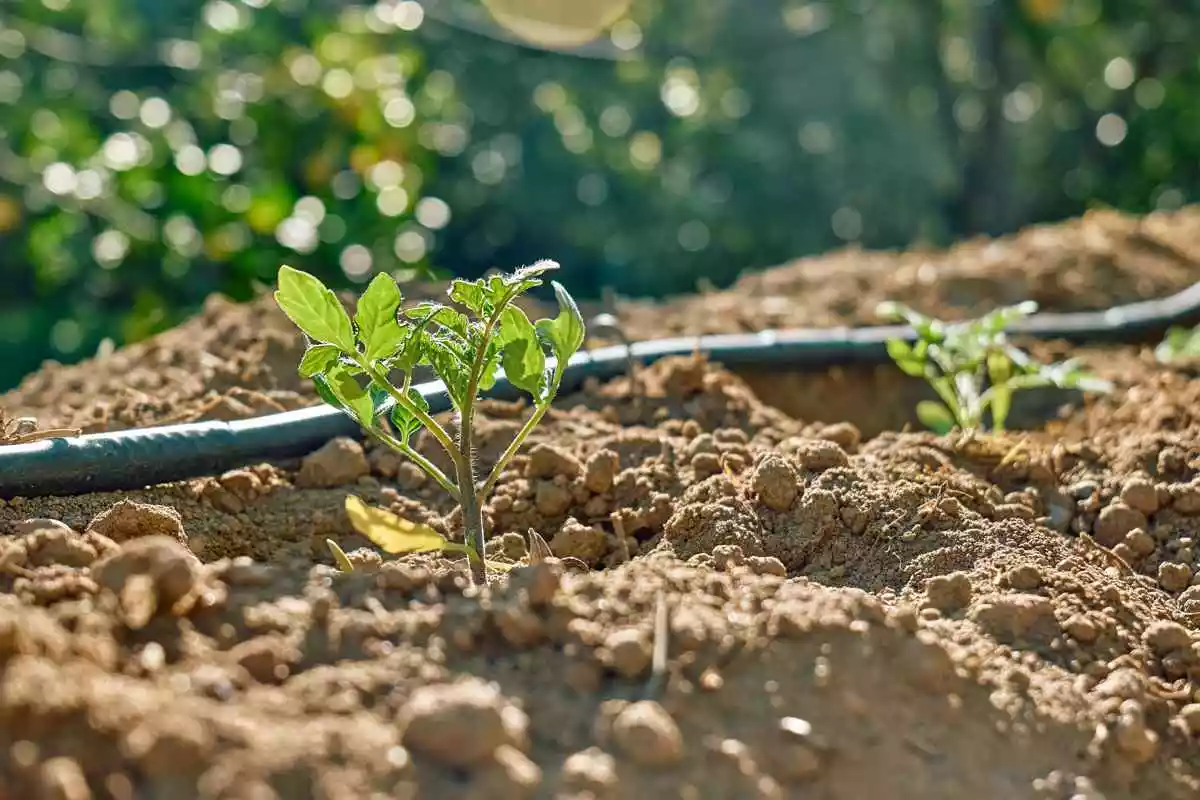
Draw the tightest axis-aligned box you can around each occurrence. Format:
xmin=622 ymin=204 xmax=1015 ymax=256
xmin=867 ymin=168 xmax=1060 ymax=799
xmin=877 ymin=300 xmax=1112 ymax=434
xmin=275 ymin=260 xmax=586 ymax=584
xmin=1155 ymin=325 xmax=1200 ymax=364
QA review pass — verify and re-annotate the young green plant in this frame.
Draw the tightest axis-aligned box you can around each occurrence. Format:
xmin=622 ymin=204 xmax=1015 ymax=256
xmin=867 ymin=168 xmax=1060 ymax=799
xmin=876 ymin=300 xmax=1112 ymax=434
xmin=275 ymin=259 xmax=586 ymax=584
xmin=1155 ymin=325 xmax=1200 ymax=364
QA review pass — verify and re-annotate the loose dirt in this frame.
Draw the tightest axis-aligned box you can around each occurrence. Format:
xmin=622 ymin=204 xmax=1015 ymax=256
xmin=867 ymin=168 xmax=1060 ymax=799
xmin=2 ymin=208 xmax=1200 ymax=799
xmin=616 ymin=205 xmax=1200 ymax=338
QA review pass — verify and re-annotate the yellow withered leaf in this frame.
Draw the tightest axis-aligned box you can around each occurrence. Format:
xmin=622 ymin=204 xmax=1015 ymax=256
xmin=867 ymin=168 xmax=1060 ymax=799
xmin=325 ymin=539 xmax=355 ymax=572
xmin=344 ymin=495 xmax=449 ymax=555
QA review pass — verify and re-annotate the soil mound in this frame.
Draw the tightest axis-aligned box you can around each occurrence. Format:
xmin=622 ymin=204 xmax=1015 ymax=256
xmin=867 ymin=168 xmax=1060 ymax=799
xmin=3 ymin=209 xmax=1200 ymax=798
xmin=616 ymin=205 xmax=1200 ymax=338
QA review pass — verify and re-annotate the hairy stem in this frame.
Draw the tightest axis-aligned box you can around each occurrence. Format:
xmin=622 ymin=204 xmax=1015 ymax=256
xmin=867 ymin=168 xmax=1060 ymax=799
xmin=458 ymin=302 xmax=508 ymax=465
xmin=457 ymin=458 xmax=487 ymax=584
xmin=452 ymin=301 xmax=512 ymax=583
xmin=373 ymin=429 xmax=459 ymax=496
xmin=363 ymin=362 xmax=461 ymax=468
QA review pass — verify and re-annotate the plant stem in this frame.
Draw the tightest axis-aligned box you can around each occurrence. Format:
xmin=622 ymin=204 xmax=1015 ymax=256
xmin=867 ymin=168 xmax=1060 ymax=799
xmin=452 ymin=302 xmax=511 ymax=583
xmin=363 ymin=362 xmax=461 ymax=467
xmin=478 ymin=381 xmax=557 ymax=504
xmin=373 ymin=429 xmax=459 ymax=496
xmin=456 ymin=457 xmax=487 ymax=584
xmin=929 ymin=376 xmax=963 ymax=429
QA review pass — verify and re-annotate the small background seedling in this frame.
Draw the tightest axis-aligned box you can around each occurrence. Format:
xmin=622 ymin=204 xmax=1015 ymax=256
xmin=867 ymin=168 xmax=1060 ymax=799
xmin=275 ymin=259 xmax=586 ymax=584
xmin=877 ymin=300 xmax=1112 ymax=434
xmin=1155 ymin=325 xmax=1200 ymax=364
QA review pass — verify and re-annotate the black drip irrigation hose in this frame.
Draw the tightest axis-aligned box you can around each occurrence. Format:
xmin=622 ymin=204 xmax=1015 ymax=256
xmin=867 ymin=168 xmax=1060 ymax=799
xmin=4 ymin=281 xmax=1200 ymax=499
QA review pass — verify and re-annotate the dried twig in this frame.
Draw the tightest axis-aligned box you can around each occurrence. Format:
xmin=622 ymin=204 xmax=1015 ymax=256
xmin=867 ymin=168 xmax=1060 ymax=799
xmin=0 ymin=412 xmax=81 ymax=446
xmin=1077 ymin=532 xmax=1135 ymax=577
xmin=611 ymin=513 xmax=632 ymax=565
xmin=644 ymin=589 xmax=670 ymax=699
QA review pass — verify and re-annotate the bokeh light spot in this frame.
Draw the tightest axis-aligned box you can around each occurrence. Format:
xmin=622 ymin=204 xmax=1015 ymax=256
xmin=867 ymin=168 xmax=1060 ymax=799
xmin=1095 ymin=113 xmax=1127 ymax=146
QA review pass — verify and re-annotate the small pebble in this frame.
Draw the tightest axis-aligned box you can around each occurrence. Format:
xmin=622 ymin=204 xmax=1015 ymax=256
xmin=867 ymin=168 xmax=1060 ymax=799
xmin=611 ymin=701 xmax=684 ymax=768
xmin=560 ymin=748 xmax=618 ymax=793
xmin=604 ymin=629 xmax=651 ymax=679
xmin=1159 ymin=562 xmax=1193 ymax=592
xmin=296 ymin=438 xmax=369 ymax=488
xmin=752 ymin=456 xmax=799 ymax=511
xmin=399 ymin=680 xmax=526 ymax=768
xmin=1178 ymin=704 xmax=1200 ymax=736
xmin=1119 ymin=478 xmax=1159 ymax=515
xmin=925 ymin=572 xmax=972 ymax=612
xmin=1093 ymin=503 xmax=1147 ymax=549
xmin=1124 ymin=528 xmax=1156 ymax=558
xmin=1143 ymin=621 xmax=1191 ymax=655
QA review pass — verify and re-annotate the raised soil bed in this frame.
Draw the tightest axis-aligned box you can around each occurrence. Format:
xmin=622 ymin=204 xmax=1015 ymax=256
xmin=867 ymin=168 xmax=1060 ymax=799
xmin=2 ymin=207 xmax=1200 ymax=799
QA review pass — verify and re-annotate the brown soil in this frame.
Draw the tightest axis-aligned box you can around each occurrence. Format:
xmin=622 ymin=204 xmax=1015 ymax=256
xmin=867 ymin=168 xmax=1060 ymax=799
xmin=616 ymin=205 xmax=1200 ymax=338
xmin=3 ymin=209 xmax=1200 ymax=798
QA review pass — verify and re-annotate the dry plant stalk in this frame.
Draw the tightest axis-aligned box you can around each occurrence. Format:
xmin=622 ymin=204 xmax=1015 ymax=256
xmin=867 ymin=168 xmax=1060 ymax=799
xmin=0 ymin=411 xmax=81 ymax=446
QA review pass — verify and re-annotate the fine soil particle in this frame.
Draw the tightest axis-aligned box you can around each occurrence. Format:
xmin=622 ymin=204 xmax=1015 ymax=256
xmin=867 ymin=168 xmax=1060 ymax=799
xmin=2 ymin=208 xmax=1200 ymax=798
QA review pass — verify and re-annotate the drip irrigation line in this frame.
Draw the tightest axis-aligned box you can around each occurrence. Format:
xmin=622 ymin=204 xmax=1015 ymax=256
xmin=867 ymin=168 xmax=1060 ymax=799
xmin=3 ymin=280 xmax=1200 ymax=499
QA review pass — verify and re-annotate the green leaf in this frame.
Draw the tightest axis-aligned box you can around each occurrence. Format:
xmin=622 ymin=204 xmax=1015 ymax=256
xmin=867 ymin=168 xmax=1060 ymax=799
xmin=916 ymin=400 xmax=956 ymax=435
xmin=510 ymin=258 xmax=559 ymax=282
xmin=377 ymin=383 xmax=429 ymax=444
xmin=403 ymin=303 xmax=470 ymax=340
xmin=1002 ymin=344 xmax=1035 ymax=373
xmin=355 ymin=273 xmax=405 ymax=361
xmin=449 ymin=279 xmax=489 ymax=315
xmin=476 ymin=345 xmax=502 ymax=392
xmin=312 ymin=373 xmax=344 ymax=412
xmin=298 ymin=344 xmax=340 ymax=378
xmin=885 ymin=339 xmax=927 ymax=378
xmin=929 ymin=376 xmax=962 ymax=420
xmin=369 ymin=383 xmax=392 ymax=427
xmin=1030 ymin=359 xmax=1113 ymax=394
xmin=1003 ymin=373 xmax=1054 ymax=392
xmin=320 ymin=362 xmax=374 ymax=426
xmin=876 ymin=301 xmax=944 ymax=342
xmin=423 ymin=334 xmax=472 ymax=407
xmin=986 ymin=351 xmax=1012 ymax=385
xmin=497 ymin=259 xmax=558 ymax=299
xmin=496 ymin=306 xmax=546 ymax=397
xmin=976 ymin=301 xmax=1038 ymax=335
xmin=1071 ymin=375 xmax=1115 ymax=394
xmin=535 ymin=281 xmax=586 ymax=364
xmin=1156 ymin=326 xmax=1200 ymax=364
xmin=386 ymin=308 xmax=438 ymax=373
xmin=275 ymin=265 xmax=355 ymax=352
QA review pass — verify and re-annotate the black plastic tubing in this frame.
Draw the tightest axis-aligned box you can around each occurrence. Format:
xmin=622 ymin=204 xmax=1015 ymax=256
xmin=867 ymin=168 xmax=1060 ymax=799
xmin=4 ymin=280 xmax=1200 ymax=499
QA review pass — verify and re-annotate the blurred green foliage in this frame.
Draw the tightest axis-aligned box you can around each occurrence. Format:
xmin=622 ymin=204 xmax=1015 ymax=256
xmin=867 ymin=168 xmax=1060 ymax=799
xmin=1 ymin=0 xmax=1197 ymax=389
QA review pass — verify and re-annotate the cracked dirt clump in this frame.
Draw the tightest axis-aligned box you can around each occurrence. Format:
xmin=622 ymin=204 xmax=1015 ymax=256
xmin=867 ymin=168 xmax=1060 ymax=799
xmin=85 ymin=500 xmax=189 ymax=547
xmin=398 ymin=679 xmax=530 ymax=768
